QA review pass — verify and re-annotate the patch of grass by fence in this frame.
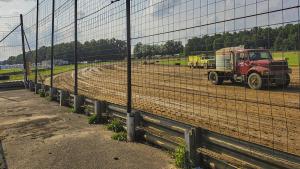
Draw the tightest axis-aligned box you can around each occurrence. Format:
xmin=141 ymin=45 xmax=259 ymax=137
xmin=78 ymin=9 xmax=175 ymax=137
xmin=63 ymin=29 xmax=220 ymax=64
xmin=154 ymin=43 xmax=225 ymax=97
xmin=272 ymin=51 xmax=299 ymax=66
xmin=158 ymin=58 xmax=188 ymax=66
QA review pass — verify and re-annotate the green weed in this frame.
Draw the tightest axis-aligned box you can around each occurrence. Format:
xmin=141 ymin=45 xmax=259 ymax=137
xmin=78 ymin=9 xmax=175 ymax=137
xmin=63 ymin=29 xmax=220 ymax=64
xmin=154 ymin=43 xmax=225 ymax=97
xmin=173 ymin=144 xmax=187 ymax=169
xmin=112 ymin=132 xmax=127 ymax=141
xmin=88 ymin=114 xmax=101 ymax=124
xmin=107 ymin=119 xmax=125 ymax=133
xmin=39 ymin=89 xmax=46 ymax=97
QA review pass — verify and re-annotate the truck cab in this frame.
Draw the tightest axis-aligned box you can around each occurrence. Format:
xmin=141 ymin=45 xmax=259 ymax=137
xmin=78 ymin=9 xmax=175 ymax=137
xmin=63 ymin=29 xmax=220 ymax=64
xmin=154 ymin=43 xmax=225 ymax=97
xmin=208 ymin=47 xmax=291 ymax=90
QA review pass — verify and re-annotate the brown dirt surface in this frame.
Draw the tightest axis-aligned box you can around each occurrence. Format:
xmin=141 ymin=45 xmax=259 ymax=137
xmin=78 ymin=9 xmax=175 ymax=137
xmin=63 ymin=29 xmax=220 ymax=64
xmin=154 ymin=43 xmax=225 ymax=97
xmin=0 ymin=89 xmax=175 ymax=169
xmin=48 ymin=63 xmax=300 ymax=156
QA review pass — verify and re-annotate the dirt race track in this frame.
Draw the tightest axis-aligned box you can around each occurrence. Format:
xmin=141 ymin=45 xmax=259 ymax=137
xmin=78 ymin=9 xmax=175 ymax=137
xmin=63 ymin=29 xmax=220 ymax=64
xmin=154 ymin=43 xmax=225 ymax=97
xmin=45 ymin=63 xmax=300 ymax=156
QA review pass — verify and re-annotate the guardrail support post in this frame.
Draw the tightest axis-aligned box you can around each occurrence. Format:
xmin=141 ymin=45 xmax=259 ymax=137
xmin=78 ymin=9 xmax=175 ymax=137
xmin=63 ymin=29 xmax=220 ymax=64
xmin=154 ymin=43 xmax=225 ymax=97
xmin=35 ymin=83 xmax=41 ymax=94
xmin=24 ymin=81 xmax=29 ymax=89
xmin=94 ymin=101 xmax=106 ymax=119
xmin=127 ymin=113 xmax=135 ymax=142
xmin=59 ymin=90 xmax=68 ymax=106
xmin=29 ymin=81 xmax=34 ymax=91
xmin=50 ymin=87 xmax=57 ymax=100
xmin=185 ymin=128 xmax=199 ymax=168
xmin=74 ymin=95 xmax=84 ymax=113
xmin=95 ymin=101 xmax=101 ymax=118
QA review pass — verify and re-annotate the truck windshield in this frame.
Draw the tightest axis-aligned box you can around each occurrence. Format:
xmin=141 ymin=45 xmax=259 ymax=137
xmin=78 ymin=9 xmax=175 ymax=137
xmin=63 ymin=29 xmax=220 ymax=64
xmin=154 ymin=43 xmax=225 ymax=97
xmin=248 ymin=51 xmax=272 ymax=60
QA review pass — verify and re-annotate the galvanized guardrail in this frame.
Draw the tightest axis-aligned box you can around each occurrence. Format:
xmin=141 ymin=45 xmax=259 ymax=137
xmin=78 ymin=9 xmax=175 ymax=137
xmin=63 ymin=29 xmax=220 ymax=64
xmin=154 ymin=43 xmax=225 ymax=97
xmin=5 ymin=82 xmax=300 ymax=169
xmin=0 ymin=81 xmax=24 ymax=90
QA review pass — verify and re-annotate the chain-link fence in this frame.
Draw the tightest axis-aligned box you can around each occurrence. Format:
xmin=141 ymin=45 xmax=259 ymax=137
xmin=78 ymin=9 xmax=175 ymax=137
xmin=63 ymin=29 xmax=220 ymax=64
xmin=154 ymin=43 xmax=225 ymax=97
xmin=0 ymin=16 xmax=23 ymax=82
xmin=0 ymin=0 xmax=299 ymax=160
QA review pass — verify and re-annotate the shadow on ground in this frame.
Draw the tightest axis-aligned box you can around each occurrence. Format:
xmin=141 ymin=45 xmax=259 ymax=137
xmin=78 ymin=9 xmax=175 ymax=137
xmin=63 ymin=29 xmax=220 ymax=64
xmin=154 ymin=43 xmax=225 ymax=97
xmin=0 ymin=140 xmax=7 ymax=169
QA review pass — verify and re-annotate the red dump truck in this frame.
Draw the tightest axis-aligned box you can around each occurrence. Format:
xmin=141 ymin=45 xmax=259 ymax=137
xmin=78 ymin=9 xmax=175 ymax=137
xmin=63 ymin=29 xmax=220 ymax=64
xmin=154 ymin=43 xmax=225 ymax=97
xmin=208 ymin=46 xmax=292 ymax=90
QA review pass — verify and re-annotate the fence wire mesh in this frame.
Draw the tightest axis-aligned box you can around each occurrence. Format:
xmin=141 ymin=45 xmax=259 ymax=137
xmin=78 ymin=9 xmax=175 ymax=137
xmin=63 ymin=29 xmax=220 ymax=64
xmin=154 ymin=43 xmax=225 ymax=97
xmin=51 ymin=0 xmax=75 ymax=92
xmin=130 ymin=0 xmax=300 ymax=156
xmin=0 ymin=0 xmax=299 ymax=160
xmin=77 ymin=0 xmax=127 ymax=106
xmin=0 ymin=16 xmax=22 ymax=82
xmin=23 ymin=7 xmax=37 ymax=82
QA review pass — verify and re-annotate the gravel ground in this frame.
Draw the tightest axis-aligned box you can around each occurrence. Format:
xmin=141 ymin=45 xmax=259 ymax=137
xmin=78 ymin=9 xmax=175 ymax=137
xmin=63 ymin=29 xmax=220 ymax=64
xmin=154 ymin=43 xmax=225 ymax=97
xmin=0 ymin=89 xmax=175 ymax=169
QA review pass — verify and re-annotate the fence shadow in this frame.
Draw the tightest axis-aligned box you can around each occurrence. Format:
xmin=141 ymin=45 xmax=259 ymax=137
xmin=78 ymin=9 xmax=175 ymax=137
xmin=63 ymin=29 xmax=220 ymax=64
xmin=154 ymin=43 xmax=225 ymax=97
xmin=0 ymin=140 xmax=8 ymax=169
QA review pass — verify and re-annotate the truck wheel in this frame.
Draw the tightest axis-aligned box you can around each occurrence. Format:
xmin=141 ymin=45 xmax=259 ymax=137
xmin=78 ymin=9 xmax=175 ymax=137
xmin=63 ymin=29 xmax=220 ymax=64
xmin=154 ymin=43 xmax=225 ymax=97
xmin=209 ymin=72 xmax=223 ymax=85
xmin=248 ymin=73 xmax=262 ymax=90
xmin=276 ymin=74 xmax=290 ymax=88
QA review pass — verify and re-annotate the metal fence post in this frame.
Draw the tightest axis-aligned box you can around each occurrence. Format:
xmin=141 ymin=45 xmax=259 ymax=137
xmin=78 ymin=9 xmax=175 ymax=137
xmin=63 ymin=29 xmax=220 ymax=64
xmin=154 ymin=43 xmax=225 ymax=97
xmin=35 ymin=0 xmax=39 ymax=94
xmin=50 ymin=0 xmax=55 ymax=99
xmin=73 ymin=0 xmax=83 ymax=113
xmin=20 ymin=14 xmax=28 ymax=88
xmin=74 ymin=0 xmax=78 ymax=96
xmin=126 ymin=0 xmax=135 ymax=142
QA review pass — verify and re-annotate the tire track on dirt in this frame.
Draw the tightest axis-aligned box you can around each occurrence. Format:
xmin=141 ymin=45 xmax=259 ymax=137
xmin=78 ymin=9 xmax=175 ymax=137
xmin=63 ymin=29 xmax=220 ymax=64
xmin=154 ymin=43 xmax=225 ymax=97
xmin=45 ymin=63 xmax=300 ymax=156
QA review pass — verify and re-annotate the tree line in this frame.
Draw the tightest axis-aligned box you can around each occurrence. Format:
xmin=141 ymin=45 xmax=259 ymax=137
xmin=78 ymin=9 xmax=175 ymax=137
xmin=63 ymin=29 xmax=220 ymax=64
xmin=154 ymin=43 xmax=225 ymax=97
xmin=1 ymin=23 xmax=299 ymax=65
xmin=133 ymin=40 xmax=184 ymax=58
xmin=0 ymin=38 xmax=127 ymax=65
xmin=185 ymin=23 xmax=299 ymax=55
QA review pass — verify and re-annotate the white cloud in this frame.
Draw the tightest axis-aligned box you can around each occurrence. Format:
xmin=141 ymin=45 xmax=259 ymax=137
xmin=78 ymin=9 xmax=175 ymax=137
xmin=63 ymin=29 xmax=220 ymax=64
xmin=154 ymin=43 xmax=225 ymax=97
xmin=0 ymin=0 xmax=35 ymax=16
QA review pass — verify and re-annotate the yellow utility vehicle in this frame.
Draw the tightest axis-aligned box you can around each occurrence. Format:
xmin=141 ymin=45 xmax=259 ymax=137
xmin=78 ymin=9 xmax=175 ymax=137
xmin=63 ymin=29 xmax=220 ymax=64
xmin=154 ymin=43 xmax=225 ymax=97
xmin=188 ymin=55 xmax=215 ymax=69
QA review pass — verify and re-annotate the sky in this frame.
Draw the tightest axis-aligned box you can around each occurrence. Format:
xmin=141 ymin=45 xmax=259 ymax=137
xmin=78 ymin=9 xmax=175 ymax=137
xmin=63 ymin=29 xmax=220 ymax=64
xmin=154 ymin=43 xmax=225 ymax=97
xmin=0 ymin=0 xmax=299 ymax=61
xmin=0 ymin=0 xmax=35 ymax=16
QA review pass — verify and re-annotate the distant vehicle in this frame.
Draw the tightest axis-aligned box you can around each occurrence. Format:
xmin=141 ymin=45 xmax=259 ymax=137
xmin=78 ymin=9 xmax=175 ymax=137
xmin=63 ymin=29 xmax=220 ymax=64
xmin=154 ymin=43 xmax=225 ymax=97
xmin=208 ymin=46 xmax=292 ymax=90
xmin=188 ymin=55 xmax=215 ymax=69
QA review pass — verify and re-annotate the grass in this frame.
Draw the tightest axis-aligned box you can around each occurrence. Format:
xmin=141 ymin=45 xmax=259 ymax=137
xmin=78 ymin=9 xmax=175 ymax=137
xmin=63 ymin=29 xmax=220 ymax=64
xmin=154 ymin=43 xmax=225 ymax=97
xmin=0 ymin=63 xmax=84 ymax=82
xmin=111 ymin=132 xmax=127 ymax=141
xmin=107 ymin=119 xmax=125 ymax=133
xmin=88 ymin=114 xmax=101 ymax=124
xmin=69 ymin=108 xmax=76 ymax=113
xmin=158 ymin=58 xmax=188 ymax=66
xmin=272 ymin=51 xmax=299 ymax=66
xmin=38 ymin=89 xmax=47 ymax=97
xmin=107 ymin=119 xmax=127 ymax=142
xmin=0 ymin=62 xmax=114 ymax=82
xmin=0 ymin=68 xmax=22 ymax=74
xmin=173 ymin=144 xmax=188 ymax=169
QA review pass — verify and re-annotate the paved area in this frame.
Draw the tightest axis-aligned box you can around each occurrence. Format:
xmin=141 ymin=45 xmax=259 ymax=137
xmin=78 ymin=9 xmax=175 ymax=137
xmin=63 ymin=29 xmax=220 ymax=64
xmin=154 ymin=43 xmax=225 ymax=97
xmin=0 ymin=89 xmax=175 ymax=169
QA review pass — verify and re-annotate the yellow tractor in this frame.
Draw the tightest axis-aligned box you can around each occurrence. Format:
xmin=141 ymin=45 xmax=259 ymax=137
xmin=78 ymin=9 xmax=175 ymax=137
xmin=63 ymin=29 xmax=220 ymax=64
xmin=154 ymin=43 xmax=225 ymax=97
xmin=188 ymin=55 xmax=215 ymax=69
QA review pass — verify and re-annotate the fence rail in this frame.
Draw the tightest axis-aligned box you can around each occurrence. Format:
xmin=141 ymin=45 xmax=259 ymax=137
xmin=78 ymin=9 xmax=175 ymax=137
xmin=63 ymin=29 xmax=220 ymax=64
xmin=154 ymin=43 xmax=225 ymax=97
xmin=27 ymin=83 xmax=300 ymax=169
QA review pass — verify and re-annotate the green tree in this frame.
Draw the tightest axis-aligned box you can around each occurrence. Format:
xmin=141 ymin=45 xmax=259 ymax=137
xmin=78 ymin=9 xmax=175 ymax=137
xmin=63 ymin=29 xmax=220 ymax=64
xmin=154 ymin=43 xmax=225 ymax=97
xmin=162 ymin=40 xmax=184 ymax=55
